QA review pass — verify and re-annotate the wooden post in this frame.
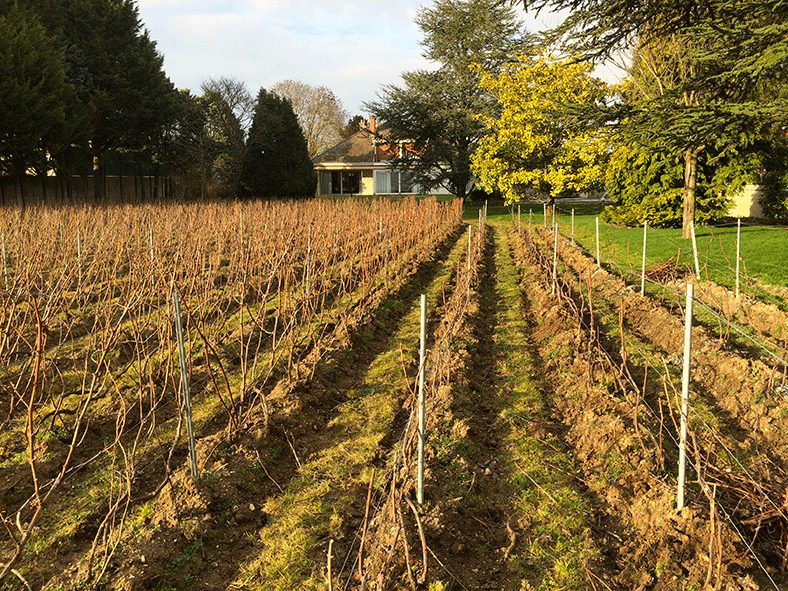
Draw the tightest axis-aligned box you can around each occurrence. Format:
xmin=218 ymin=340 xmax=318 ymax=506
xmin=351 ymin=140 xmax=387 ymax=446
xmin=1 ymin=234 xmax=7 ymax=292
xmin=529 ymin=208 xmax=533 ymax=226
xmin=551 ymin=204 xmax=555 ymax=229
xmin=552 ymin=223 xmax=559 ymax=295
xmin=641 ymin=220 xmax=648 ymax=296
xmin=517 ymin=204 xmax=521 ymax=231
xmin=467 ymin=225 xmax=472 ymax=273
xmin=595 ymin=216 xmax=601 ymax=269
xmin=677 ymin=282 xmax=694 ymax=511
xmin=173 ymin=290 xmax=199 ymax=480
xmin=735 ymin=218 xmax=741 ymax=299
xmin=77 ymin=228 xmax=83 ymax=291
xmin=543 ymin=202 xmax=547 ymax=228
xmin=571 ymin=209 xmax=575 ymax=245
xmin=690 ymin=221 xmax=700 ymax=278
xmin=417 ymin=294 xmax=427 ymax=505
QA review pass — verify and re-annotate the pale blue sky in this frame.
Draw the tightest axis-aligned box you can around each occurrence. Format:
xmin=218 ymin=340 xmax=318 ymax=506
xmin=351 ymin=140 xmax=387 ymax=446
xmin=136 ymin=1 xmax=589 ymax=115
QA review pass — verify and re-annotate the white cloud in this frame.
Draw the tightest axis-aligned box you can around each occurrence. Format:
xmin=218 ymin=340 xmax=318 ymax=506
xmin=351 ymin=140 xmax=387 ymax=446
xmin=138 ymin=0 xmax=433 ymax=112
xmin=136 ymin=1 xmax=607 ymax=113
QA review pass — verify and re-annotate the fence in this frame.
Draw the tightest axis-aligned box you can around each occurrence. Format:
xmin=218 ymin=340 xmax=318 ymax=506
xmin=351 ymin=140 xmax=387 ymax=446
xmin=0 ymin=174 xmax=206 ymax=205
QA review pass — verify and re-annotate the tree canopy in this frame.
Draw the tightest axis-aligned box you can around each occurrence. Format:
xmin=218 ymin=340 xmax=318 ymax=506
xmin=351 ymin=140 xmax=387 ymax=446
xmin=472 ymin=56 xmax=609 ymax=204
xmin=368 ymin=0 xmax=528 ymax=198
xmin=502 ymin=0 xmax=787 ymax=232
xmin=272 ymin=80 xmax=347 ymax=158
xmin=238 ymin=89 xmax=316 ymax=198
xmin=0 ymin=7 xmax=65 ymax=187
xmin=1 ymin=0 xmax=177 ymax=200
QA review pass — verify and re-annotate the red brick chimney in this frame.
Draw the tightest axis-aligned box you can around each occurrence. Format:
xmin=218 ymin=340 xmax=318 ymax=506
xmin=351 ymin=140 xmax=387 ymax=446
xmin=369 ymin=115 xmax=377 ymax=133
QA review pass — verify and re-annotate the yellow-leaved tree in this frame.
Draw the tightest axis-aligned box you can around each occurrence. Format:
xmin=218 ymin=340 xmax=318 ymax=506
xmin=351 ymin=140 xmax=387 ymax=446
xmin=471 ymin=55 xmax=610 ymax=205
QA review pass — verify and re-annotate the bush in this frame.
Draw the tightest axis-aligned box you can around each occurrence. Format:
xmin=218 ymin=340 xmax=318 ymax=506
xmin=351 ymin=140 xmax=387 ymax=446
xmin=601 ymin=143 xmax=730 ymax=227
xmin=758 ymin=142 xmax=788 ymax=222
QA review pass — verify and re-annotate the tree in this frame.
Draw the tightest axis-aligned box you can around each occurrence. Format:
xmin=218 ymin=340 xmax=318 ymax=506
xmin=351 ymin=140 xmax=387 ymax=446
xmin=157 ymin=90 xmax=214 ymax=199
xmin=0 ymin=7 xmax=65 ymax=201
xmin=201 ymin=77 xmax=253 ymax=197
xmin=238 ymin=89 xmax=316 ymax=198
xmin=271 ymin=80 xmax=347 ymax=157
xmin=601 ymin=143 xmax=731 ymax=227
xmin=367 ymin=0 xmax=527 ymax=198
xmin=201 ymin=76 xmax=255 ymax=133
xmin=471 ymin=55 xmax=609 ymax=205
xmin=341 ymin=115 xmax=368 ymax=139
xmin=508 ymin=0 xmax=787 ymax=234
xmin=8 ymin=0 xmax=177 ymax=200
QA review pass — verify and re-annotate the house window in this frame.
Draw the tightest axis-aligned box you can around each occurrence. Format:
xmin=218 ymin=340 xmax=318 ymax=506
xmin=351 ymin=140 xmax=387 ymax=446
xmin=374 ymin=170 xmax=396 ymax=194
xmin=374 ymin=170 xmax=419 ymax=194
xmin=331 ymin=170 xmax=361 ymax=194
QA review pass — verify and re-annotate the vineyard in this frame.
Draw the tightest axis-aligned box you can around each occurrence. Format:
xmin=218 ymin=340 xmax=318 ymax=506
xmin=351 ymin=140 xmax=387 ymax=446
xmin=0 ymin=199 xmax=785 ymax=590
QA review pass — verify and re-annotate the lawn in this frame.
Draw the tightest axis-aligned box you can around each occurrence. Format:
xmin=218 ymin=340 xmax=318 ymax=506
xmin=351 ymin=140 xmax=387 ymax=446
xmin=463 ymin=201 xmax=788 ymax=294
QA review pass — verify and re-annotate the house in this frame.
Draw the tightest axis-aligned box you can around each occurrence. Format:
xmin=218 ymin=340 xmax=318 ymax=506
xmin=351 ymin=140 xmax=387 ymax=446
xmin=312 ymin=116 xmax=451 ymax=197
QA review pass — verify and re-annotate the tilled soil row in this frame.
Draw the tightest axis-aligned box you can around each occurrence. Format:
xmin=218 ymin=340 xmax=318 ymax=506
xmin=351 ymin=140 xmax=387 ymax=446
xmin=543 ymin=228 xmax=786 ymax=458
xmin=339 ymin=227 xmax=478 ymax=590
xmin=360 ymin=222 xmax=625 ymax=591
xmin=670 ymin=278 xmax=788 ymax=350
xmin=526 ymin=227 xmax=788 ymax=569
xmin=22 ymin=226 xmax=464 ymax=589
xmin=512 ymin=225 xmax=774 ymax=590
xmin=361 ymin=223 xmax=523 ymax=590
xmin=219 ymin=227 xmax=470 ymax=590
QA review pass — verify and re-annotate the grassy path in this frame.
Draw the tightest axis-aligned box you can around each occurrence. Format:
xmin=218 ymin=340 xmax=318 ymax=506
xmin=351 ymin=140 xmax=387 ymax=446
xmin=36 ymin=228 xmax=462 ymax=589
xmin=227 ymin=229 xmax=469 ymax=590
xmin=424 ymin=223 xmax=616 ymax=590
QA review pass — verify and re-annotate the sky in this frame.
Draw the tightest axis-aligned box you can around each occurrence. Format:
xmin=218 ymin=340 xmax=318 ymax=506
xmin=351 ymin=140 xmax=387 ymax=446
xmin=136 ymin=0 xmax=582 ymax=116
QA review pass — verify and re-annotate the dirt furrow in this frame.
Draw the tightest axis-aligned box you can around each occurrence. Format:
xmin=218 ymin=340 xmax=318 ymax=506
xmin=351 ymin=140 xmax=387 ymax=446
xmin=511 ymin=224 xmax=772 ymax=589
xmin=224 ymin=229 xmax=467 ymax=591
xmin=545 ymin=229 xmax=786 ymax=458
xmin=26 ymin=227 xmax=463 ymax=589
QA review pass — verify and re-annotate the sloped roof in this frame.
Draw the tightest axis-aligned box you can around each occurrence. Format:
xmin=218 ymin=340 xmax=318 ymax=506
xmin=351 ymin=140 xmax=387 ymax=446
xmin=312 ymin=128 xmax=377 ymax=164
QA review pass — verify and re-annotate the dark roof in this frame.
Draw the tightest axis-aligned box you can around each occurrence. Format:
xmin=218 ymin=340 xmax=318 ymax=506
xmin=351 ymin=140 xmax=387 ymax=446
xmin=312 ymin=128 xmax=376 ymax=164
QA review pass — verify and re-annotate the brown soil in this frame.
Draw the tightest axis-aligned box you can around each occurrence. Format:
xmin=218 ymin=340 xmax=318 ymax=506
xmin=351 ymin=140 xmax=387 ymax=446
xmin=25 ymin=228 xmax=465 ymax=590
xmin=510 ymin=226 xmax=768 ymax=590
xmin=680 ymin=278 xmax=788 ymax=348
xmin=418 ymin=228 xmax=519 ymax=590
xmin=546 ymin=229 xmax=787 ymax=460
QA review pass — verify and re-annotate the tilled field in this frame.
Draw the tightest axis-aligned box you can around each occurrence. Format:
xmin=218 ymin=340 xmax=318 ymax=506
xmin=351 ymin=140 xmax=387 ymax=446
xmin=0 ymin=203 xmax=785 ymax=590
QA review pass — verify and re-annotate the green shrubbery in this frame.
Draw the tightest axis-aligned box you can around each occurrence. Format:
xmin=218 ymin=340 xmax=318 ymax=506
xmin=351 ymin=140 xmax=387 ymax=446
xmin=759 ymin=143 xmax=788 ymax=222
xmin=601 ymin=144 xmax=731 ymax=227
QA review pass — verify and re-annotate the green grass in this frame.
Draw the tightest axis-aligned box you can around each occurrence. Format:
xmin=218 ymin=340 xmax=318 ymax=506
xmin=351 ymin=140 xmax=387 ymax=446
xmin=464 ymin=202 xmax=787 ymax=298
xmin=491 ymin=224 xmax=599 ymax=590
xmin=232 ymin=231 xmax=467 ymax=590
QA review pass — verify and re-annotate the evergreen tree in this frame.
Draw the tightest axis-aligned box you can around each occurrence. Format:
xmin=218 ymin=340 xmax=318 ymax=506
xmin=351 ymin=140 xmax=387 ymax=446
xmin=367 ymin=0 xmax=527 ymax=198
xmin=0 ymin=7 xmax=65 ymax=200
xmin=510 ymin=0 xmax=787 ymax=233
xmin=238 ymin=89 xmax=316 ymax=198
xmin=5 ymin=0 xmax=177 ymax=199
xmin=202 ymin=84 xmax=248 ymax=198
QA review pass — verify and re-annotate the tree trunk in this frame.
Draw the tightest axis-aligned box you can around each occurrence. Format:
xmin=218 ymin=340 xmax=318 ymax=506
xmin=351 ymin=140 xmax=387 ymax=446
xmin=92 ymin=154 xmax=103 ymax=202
xmin=682 ymin=148 xmax=699 ymax=239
